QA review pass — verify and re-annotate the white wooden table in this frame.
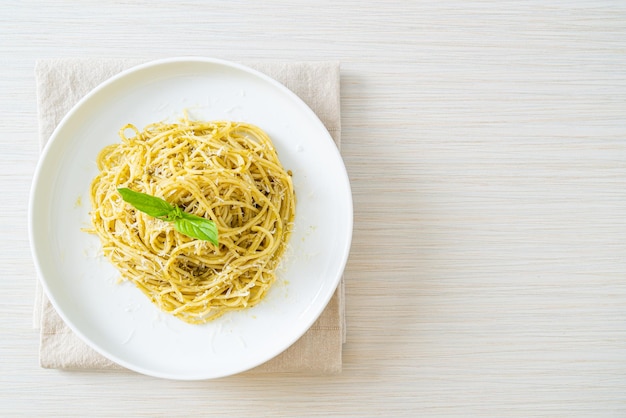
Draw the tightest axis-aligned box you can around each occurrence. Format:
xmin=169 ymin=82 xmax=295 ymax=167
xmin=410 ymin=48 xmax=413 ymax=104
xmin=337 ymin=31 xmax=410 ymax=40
xmin=2 ymin=1 xmax=626 ymax=415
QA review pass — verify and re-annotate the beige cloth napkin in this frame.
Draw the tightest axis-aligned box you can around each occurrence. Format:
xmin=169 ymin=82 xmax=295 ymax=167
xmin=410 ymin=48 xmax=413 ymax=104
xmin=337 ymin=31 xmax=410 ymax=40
xmin=33 ymin=58 xmax=345 ymax=374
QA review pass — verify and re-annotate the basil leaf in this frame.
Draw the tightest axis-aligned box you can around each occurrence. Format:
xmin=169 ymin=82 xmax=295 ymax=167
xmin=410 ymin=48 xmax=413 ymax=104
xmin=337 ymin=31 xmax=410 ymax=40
xmin=174 ymin=213 xmax=219 ymax=245
xmin=117 ymin=187 xmax=218 ymax=244
xmin=117 ymin=188 xmax=174 ymax=218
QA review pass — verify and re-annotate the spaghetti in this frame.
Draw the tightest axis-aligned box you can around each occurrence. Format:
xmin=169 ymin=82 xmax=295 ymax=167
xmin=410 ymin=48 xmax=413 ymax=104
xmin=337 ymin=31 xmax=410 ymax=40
xmin=89 ymin=117 xmax=295 ymax=324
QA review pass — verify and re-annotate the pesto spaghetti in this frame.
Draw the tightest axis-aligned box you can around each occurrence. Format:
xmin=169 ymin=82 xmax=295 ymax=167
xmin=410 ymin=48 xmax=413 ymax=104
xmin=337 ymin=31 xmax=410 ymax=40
xmin=89 ymin=118 xmax=295 ymax=324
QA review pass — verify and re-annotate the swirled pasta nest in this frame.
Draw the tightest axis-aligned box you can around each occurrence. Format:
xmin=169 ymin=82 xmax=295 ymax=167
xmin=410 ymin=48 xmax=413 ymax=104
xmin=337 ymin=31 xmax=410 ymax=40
xmin=89 ymin=118 xmax=295 ymax=324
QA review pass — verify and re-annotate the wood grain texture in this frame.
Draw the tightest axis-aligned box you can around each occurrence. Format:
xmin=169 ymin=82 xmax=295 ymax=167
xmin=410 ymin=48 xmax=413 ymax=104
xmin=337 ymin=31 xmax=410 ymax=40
xmin=1 ymin=0 xmax=625 ymax=416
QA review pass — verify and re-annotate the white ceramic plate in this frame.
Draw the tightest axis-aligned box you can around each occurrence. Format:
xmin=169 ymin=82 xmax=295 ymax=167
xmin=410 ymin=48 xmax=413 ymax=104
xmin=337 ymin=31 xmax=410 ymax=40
xmin=29 ymin=57 xmax=352 ymax=380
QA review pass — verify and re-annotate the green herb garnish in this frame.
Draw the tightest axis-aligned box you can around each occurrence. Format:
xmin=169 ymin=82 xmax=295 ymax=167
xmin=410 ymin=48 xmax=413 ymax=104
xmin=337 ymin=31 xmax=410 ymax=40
xmin=117 ymin=188 xmax=218 ymax=245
